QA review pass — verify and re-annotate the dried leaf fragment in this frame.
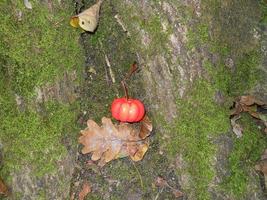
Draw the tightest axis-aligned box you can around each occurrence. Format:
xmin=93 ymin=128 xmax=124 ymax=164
xmin=0 ymin=177 xmax=9 ymax=196
xmin=78 ymin=181 xmax=91 ymax=200
xmin=79 ymin=116 xmax=152 ymax=166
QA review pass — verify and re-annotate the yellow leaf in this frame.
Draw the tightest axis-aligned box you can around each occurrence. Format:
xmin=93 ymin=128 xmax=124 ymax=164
xmin=70 ymin=16 xmax=79 ymax=28
xmin=130 ymin=143 xmax=149 ymax=161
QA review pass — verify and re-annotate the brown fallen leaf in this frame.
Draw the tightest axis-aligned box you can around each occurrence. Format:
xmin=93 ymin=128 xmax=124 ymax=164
xmin=79 ymin=115 xmax=152 ymax=166
xmin=0 ymin=177 xmax=9 ymax=196
xmin=78 ymin=181 xmax=91 ymax=200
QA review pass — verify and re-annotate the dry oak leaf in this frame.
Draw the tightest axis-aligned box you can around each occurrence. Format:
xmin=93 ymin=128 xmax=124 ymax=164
xmin=79 ymin=115 xmax=152 ymax=166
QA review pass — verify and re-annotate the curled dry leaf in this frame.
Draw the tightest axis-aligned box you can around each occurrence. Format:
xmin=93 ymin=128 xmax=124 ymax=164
xmin=70 ymin=0 xmax=102 ymax=32
xmin=0 ymin=177 xmax=9 ymax=196
xmin=79 ymin=115 xmax=152 ymax=166
xmin=78 ymin=181 xmax=91 ymax=200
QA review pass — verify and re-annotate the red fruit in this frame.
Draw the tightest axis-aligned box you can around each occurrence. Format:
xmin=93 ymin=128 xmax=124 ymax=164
xmin=111 ymin=97 xmax=145 ymax=122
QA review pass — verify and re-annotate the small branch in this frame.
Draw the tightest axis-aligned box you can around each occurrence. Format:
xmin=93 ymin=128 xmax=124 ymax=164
xmin=114 ymin=14 xmax=131 ymax=37
xmin=98 ymin=39 xmax=116 ymax=85
xmin=104 ymin=54 xmax=116 ymax=84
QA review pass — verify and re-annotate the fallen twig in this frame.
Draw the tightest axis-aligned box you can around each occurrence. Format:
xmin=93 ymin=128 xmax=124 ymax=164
xmin=114 ymin=14 xmax=130 ymax=37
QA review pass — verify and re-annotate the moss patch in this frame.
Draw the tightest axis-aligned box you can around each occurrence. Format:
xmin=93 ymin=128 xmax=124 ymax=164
xmin=163 ymin=80 xmax=229 ymax=200
xmin=0 ymin=0 xmax=83 ymax=98
xmin=0 ymin=0 xmax=83 ymax=187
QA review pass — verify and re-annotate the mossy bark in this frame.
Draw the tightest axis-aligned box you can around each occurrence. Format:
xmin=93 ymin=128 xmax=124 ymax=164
xmin=0 ymin=0 xmax=83 ymax=199
xmin=0 ymin=0 xmax=266 ymax=200
xmin=73 ymin=0 xmax=267 ymax=200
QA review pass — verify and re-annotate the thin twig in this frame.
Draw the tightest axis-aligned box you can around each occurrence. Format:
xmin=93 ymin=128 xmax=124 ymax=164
xmin=98 ymin=39 xmax=116 ymax=84
xmin=104 ymin=54 xmax=116 ymax=83
xmin=114 ymin=14 xmax=131 ymax=36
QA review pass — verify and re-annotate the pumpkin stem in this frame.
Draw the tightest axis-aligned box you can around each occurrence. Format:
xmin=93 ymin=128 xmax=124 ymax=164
xmin=121 ymin=80 xmax=129 ymax=100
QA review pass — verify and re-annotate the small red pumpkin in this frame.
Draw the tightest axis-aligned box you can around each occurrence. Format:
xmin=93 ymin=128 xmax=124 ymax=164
xmin=111 ymin=97 xmax=145 ymax=122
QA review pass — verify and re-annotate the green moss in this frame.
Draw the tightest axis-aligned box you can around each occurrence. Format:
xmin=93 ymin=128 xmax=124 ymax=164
xmin=229 ymin=52 xmax=261 ymax=96
xmin=0 ymin=0 xmax=83 ymax=194
xmin=113 ymin=0 xmax=172 ymax=58
xmin=260 ymin=0 xmax=267 ymax=24
xmin=162 ymin=80 xmax=229 ymax=200
xmin=200 ymin=2 xmax=266 ymax=199
xmin=222 ymin=114 xmax=267 ymax=198
xmin=187 ymin=24 xmax=209 ymax=50
xmin=202 ymin=50 xmax=261 ymax=97
xmin=0 ymin=0 xmax=83 ymax=98
xmin=0 ymin=98 xmax=78 ymax=177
